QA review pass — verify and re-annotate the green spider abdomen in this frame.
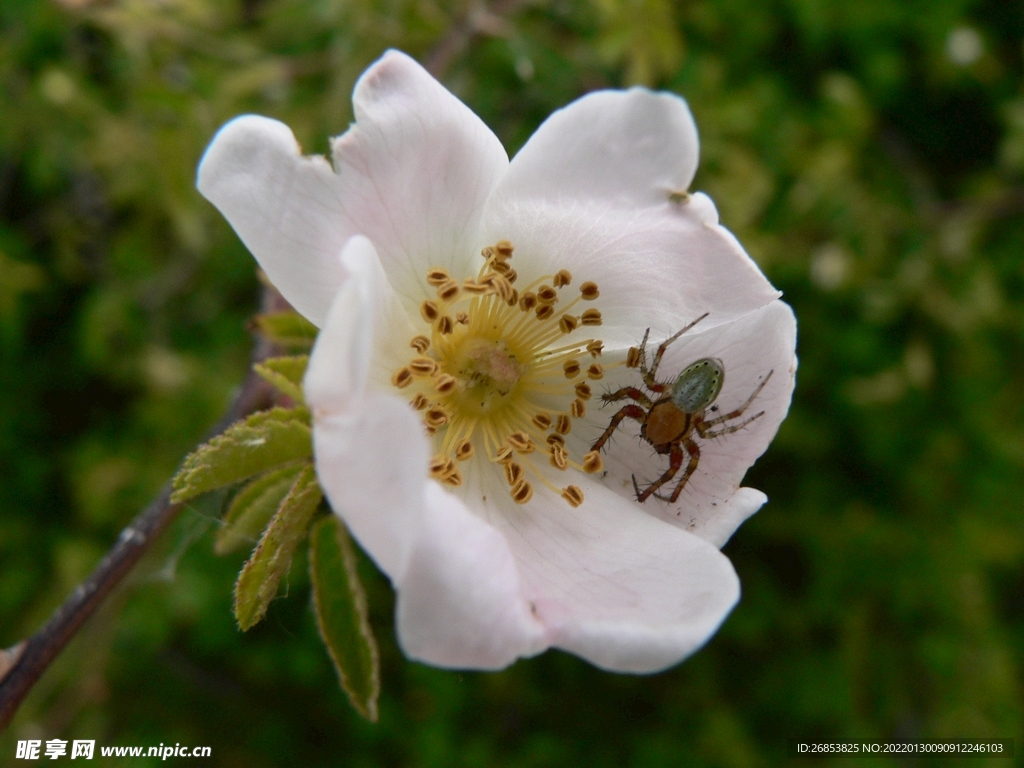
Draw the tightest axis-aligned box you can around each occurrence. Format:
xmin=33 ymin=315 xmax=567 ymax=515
xmin=671 ymin=357 xmax=725 ymax=414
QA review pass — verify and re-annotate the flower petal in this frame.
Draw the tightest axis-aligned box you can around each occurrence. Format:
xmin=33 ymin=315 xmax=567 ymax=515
xmin=329 ymin=50 xmax=508 ymax=306
xmin=312 ymin=395 xmax=428 ymax=581
xmin=305 ymin=238 xmax=426 ymax=580
xmin=480 ymin=478 xmax=739 ymax=673
xmin=197 ymin=115 xmax=351 ymax=326
xmin=395 ymin=483 xmax=547 ymax=670
xmin=481 ymin=90 xmax=778 ymax=347
xmin=198 ymin=51 xmax=508 ymax=325
xmin=566 ymin=299 xmax=797 ymax=546
xmin=495 ymin=87 xmax=700 ymax=207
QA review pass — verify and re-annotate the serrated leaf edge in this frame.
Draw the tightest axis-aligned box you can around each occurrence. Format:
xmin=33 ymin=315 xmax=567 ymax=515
xmin=310 ymin=516 xmax=381 ymax=723
xmin=232 ymin=463 xmax=321 ymax=631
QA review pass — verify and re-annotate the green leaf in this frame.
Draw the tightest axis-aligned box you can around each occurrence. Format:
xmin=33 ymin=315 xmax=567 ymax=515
xmin=233 ymin=464 xmax=322 ymax=631
xmin=244 ymin=405 xmax=309 ymax=428
xmin=215 ymin=464 xmax=305 ymax=555
xmin=252 ymin=311 xmax=319 ymax=349
xmin=254 ymin=355 xmax=309 ymax=404
xmin=171 ymin=410 xmax=312 ymax=504
xmin=309 ymin=515 xmax=380 ymax=723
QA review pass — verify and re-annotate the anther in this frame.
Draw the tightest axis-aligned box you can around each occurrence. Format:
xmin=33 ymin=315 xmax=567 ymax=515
xmin=505 ymin=268 xmax=518 ymax=284
xmin=535 ymin=304 xmax=554 ymax=320
xmin=433 ymin=373 xmax=458 ymax=394
xmin=410 ymin=393 xmax=429 ymax=410
xmin=495 ymin=240 xmax=514 ymax=257
xmin=553 ymin=269 xmax=572 ymax=288
xmin=507 ymin=288 xmax=519 ymax=307
xmin=587 ymin=340 xmax=604 ymax=357
xmin=581 ymin=309 xmax=602 ymax=326
xmin=546 ymin=433 xmax=565 ymax=447
xmin=420 ymin=300 xmax=440 ymax=322
xmin=455 ymin=438 xmax=475 ymax=461
xmin=537 ymin=285 xmax=558 ymax=304
xmin=532 ymin=412 xmax=553 ymax=430
xmin=426 ymin=268 xmax=450 ymax=286
xmin=444 ymin=469 xmax=463 ymax=487
xmin=436 ymin=315 xmax=454 ymax=335
xmin=559 ymin=315 xmax=579 ymax=334
xmin=436 ymin=279 xmax=460 ymax=302
xmin=490 ymin=260 xmax=510 ymax=275
xmin=510 ymin=479 xmax=534 ymax=504
xmin=487 ymin=274 xmax=514 ymax=303
xmin=456 ymin=311 xmax=469 ymax=325
xmin=409 ymin=357 xmax=438 ymax=377
xmin=583 ymin=451 xmax=603 ymax=474
xmin=575 ymin=382 xmax=592 ymax=400
xmin=580 ymin=281 xmax=600 ymax=300
xmin=561 ymin=485 xmax=584 ymax=508
xmin=410 ymin=335 xmax=430 ymax=353
xmin=555 ymin=415 xmax=572 ymax=435
xmin=425 ymin=406 xmax=450 ymax=427
xmin=495 ymin=446 xmax=514 ymax=464
xmin=549 ymin=443 xmax=569 ymax=470
xmin=392 ymin=367 xmax=413 ymax=389
xmin=563 ymin=359 xmax=581 ymax=378
xmin=429 ymin=455 xmax=454 ymax=478
xmin=504 ymin=462 xmax=524 ymax=486
xmin=507 ymin=431 xmax=536 ymax=454
xmin=462 ymin=279 xmax=489 ymax=295
xmin=571 ymin=398 xmax=586 ymax=418
xmin=587 ymin=363 xmax=605 ymax=380
xmin=519 ymin=292 xmax=537 ymax=311
xmin=626 ymin=347 xmax=642 ymax=368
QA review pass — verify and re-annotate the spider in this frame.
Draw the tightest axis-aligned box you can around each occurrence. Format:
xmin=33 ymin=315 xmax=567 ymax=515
xmin=590 ymin=313 xmax=773 ymax=505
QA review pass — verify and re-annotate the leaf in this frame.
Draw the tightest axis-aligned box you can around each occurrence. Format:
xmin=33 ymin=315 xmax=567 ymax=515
xmin=253 ymin=311 xmax=319 ymax=349
xmin=171 ymin=409 xmax=312 ymax=504
xmin=309 ymin=515 xmax=380 ymax=722
xmin=214 ymin=464 xmax=305 ymax=555
xmin=254 ymin=355 xmax=309 ymax=404
xmin=233 ymin=464 xmax=322 ymax=631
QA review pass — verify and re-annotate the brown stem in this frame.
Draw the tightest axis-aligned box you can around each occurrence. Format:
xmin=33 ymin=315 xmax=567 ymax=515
xmin=0 ymin=287 xmax=287 ymax=732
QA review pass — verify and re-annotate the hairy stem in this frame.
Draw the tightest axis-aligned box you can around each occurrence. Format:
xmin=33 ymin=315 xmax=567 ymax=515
xmin=0 ymin=293 xmax=284 ymax=732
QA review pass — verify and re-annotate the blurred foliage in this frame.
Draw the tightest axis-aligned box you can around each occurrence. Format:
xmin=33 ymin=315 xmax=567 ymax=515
xmin=1 ymin=0 xmax=1023 ymax=764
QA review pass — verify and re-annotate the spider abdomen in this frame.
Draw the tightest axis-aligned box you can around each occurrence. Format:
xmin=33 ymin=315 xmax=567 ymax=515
xmin=671 ymin=357 xmax=725 ymax=414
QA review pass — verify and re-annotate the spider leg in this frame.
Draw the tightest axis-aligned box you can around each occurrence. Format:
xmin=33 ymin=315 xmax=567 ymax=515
xmin=699 ymin=368 xmax=774 ymax=431
xmin=590 ymin=404 xmax=646 ymax=453
xmin=634 ymin=328 xmax=651 ymax=376
xmin=699 ymin=410 xmax=765 ymax=439
xmin=600 ymin=386 xmax=653 ymax=408
xmin=652 ymin=439 xmax=700 ymax=504
xmin=643 ymin=313 xmax=710 ymax=391
xmin=634 ymin=443 xmax=685 ymax=502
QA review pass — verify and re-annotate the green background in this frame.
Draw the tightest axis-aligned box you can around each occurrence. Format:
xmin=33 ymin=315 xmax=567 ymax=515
xmin=1 ymin=0 xmax=1022 ymax=764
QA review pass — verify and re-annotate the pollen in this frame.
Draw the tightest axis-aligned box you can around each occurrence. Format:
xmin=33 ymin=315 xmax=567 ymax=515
xmin=421 ymin=300 xmax=440 ymax=323
xmin=410 ymin=357 xmax=438 ymax=377
xmin=510 ymin=479 xmax=534 ymax=504
xmin=561 ymin=485 xmax=584 ymax=507
xmin=393 ymin=241 xmax=606 ymax=508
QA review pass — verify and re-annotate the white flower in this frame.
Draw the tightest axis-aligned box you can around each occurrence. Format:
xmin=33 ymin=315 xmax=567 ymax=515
xmin=197 ymin=50 xmax=796 ymax=673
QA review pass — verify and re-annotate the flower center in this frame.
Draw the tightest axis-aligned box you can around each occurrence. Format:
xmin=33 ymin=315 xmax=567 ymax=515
xmin=391 ymin=241 xmax=608 ymax=507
